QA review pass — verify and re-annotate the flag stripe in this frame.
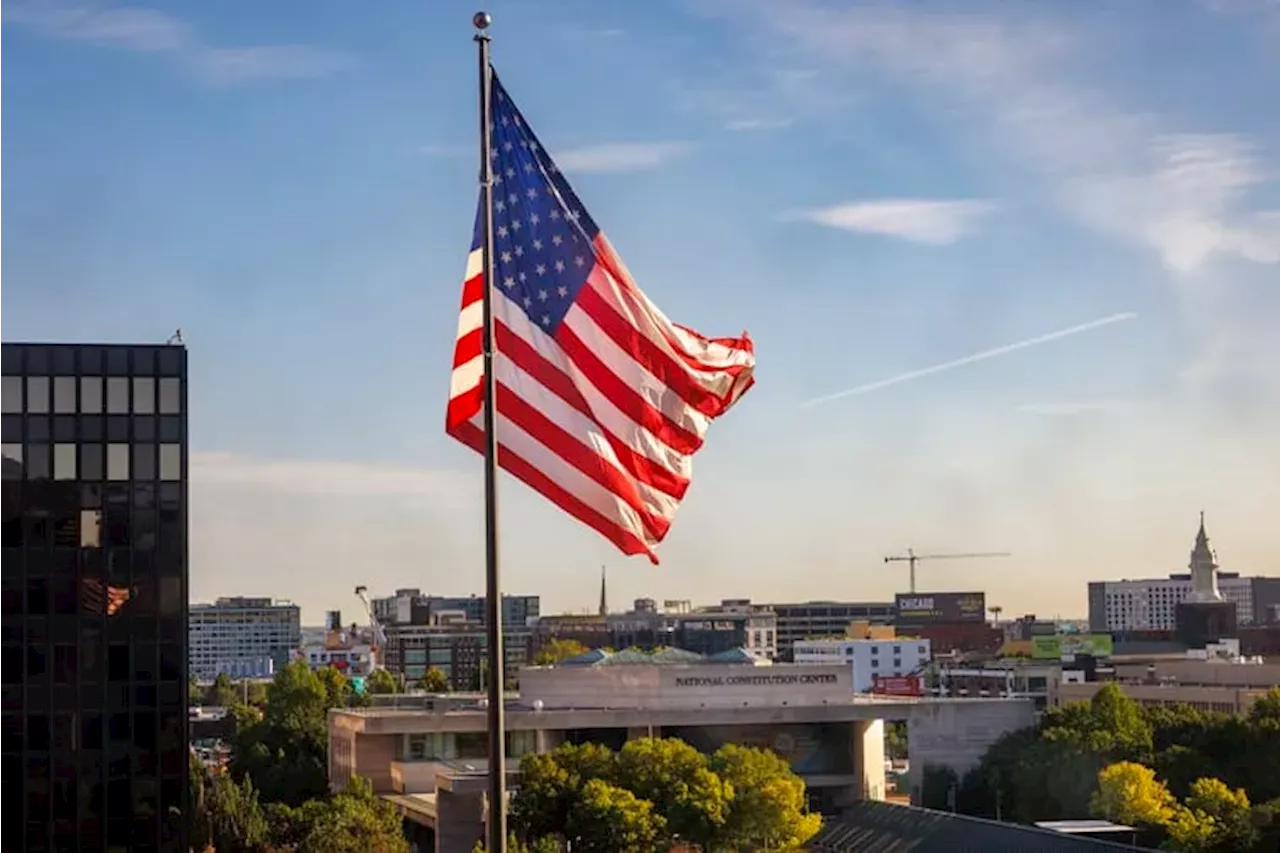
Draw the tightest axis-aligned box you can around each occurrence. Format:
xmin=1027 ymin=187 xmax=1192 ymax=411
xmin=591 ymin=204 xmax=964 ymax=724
xmin=446 ymin=77 xmax=754 ymax=561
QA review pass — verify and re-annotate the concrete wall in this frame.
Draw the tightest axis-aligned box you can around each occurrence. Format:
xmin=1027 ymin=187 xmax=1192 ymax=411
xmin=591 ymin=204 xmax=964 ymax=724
xmin=852 ymin=719 xmax=886 ymax=801
xmin=518 ymin=663 xmax=852 ymax=710
xmin=906 ymin=699 xmax=1035 ymax=802
xmin=353 ymin=732 xmax=398 ymax=793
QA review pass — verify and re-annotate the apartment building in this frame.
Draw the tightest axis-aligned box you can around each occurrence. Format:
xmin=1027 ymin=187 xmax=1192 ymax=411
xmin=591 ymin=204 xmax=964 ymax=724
xmin=189 ymin=596 xmax=300 ymax=680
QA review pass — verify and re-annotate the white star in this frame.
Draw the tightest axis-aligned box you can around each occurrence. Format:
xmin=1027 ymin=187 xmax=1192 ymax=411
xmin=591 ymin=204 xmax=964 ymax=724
xmin=552 ymin=234 xmax=563 ymax=246
xmin=500 ymin=115 xmax=509 ymax=126
xmin=542 ymin=315 xmax=551 ymax=326
xmin=549 ymin=208 xmax=561 ymax=220
xmin=557 ymin=285 xmax=569 ymax=297
xmin=554 ymin=260 xmax=566 ymax=273
xmin=503 ymin=276 xmax=516 ymax=289
xmin=538 ymin=289 xmax=549 ymax=301
xmin=500 ymin=251 xmax=512 ymax=263
xmin=513 ymin=245 xmax=524 ymax=257
xmin=528 ymin=140 xmax=539 ymax=153
xmin=532 ymin=239 xmax=543 ymax=251
xmin=523 ymin=296 xmax=533 ymax=308
xmin=508 ymin=193 xmax=517 ymax=205
xmin=518 ymin=271 xmax=527 ymax=282
xmin=526 ymin=187 xmax=538 ymax=199
xmin=535 ymin=264 xmax=547 ymax=276
xmin=495 ymin=200 xmax=506 ymax=213
xmin=567 ymin=210 xmax=580 ymax=222
xmin=505 ymin=167 xmax=516 ymax=179
xmin=497 ymin=225 xmax=508 ymax=238
xmin=523 ymin=162 xmax=535 ymax=173
xmin=574 ymin=256 xmax=585 ymax=268
xmin=548 ymin=162 xmax=559 ymax=174
xmin=510 ymin=219 xmax=522 ymax=231
xmin=529 ymin=213 xmax=540 ymax=226
xmin=493 ymin=173 xmax=503 ymax=187
xmin=503 ymin=141 xmax=513 ymax=152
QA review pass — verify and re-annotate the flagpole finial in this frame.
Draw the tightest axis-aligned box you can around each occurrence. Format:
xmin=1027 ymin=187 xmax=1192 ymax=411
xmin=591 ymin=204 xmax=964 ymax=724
xmin=473 ymin=11 xmax=491 ymax=31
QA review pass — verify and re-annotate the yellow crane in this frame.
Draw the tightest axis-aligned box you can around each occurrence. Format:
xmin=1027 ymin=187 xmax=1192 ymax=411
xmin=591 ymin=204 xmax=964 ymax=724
xmin=884 ymin=548 xmax=1012 ymax=594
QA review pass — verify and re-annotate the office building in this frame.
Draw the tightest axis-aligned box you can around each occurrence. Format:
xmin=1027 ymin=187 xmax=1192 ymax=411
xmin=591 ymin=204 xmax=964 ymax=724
xmin=372 ymin=589 xmax=540 ymax=628
xmin=188 ymin=596 xmax=301 ymax=680
xmin=1087 ymin=517 xmax=1277 ymax=632
xmin=382 ymin=623 xmax=532 ymax=690
xmin=793 ymin=636 xmax=932 ymax=693
xmin=766 ymin=600 xmax=896 ymax=660
xmin=2 ymin=342 xmax=189 ymax=852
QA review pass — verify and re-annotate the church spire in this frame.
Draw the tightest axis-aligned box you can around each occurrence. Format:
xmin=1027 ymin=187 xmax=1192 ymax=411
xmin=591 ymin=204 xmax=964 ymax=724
xmin=1187 ymin=511 xmax=1222 ymax=602
xmin=598 ymin=566 xmax=608 ymax=616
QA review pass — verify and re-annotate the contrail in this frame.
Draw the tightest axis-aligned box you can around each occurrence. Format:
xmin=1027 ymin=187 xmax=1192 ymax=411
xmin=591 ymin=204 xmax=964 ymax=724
xmin=801 ymin=312 xmax=1138 ymax=408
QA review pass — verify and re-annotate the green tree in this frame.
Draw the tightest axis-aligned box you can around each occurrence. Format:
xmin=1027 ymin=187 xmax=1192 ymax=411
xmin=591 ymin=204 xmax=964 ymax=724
xmin=316 ymin=665 xmax=353 ymax=709
xmin=245 ymin=679 xmax=269 ymax=708
xmin=190 ymin=676 xmax=203 ymax=706
xmin=1091 ymin=761 xmax=1178 ymax=828
xmin=281 ymin=776 xmax=409 ymax=853
xmin=365 ymin=667 xmax=400 ymax=695
xmin=419 ymin=667 xmax=450 ymax=692
xmin=564 ymin=778 xmax=664 ymax=853
xmin=884 ymin=721 xmax=908 ymax=761
xmin=230 ymin=660 xmax=329 ymax=806
xmin=511 ymin=743 xmax=617 ymax=842
xmin=710 ymin=743 xmax=822 ymax=850
xmin=189 ymin=756 xmax=272 ymax=852
xmin=1179 ymin=777 xmax=1257 ymax=852
xmin=533 ymin=638 xmax=591 ymax=666
xmin=206 ymin=672 xmax=239 ymax=708
xmin=614 ymin=737 xmax=731 ymax=848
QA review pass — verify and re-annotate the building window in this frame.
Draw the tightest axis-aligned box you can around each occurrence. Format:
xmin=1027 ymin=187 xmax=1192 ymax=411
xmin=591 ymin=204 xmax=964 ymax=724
xmin=80 ymin=377 xmax=103 ymax=414
xmin=132 ymin=378 xmax=155 ymax=415
xmin=25 ymin=443 xmax=50 ymax=479
xmin=53 ymin=377 xmax=77 ymax=414
xmin=1 ymin=377 xmax=21 ymax=414
xmin=2 ymin=444 xmax=21 ymax=477
xmin=27 ymin=377 xmax=50 ymax=414
xmin=80 ymin=444 xmax=104 ymax=481
xmin=133 ymin=444 xmax=156 ymax=481
xmin=106 ymin=444 xmax=129 ymax=481
xmin=158 ymin=379 xmax=181 ymax=415
xmin=54 ymin=443 xmax=77 ymax=480
xmin=158 ymin=445 xmax=180 ymax=481
xmin=106 ymin=378 xmax=129 ymax=414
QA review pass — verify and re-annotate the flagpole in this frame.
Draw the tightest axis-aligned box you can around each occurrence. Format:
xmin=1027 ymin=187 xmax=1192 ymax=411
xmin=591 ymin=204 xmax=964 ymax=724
xmin=473 ymin=11 xmax=508 ymax=853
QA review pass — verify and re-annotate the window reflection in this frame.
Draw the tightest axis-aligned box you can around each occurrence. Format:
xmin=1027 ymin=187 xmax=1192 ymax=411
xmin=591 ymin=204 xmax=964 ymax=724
xmin=132 ymin=378 xmax=155 ymax=415
xmin=53 ymin=377 xmax=76 ymax=414
xmin=79 ymin=578 xmax=132 ymax=617
xmin=106 ymin=445 xmax=129 ymax=481
xmin=27 ymin=377 xmax=50 ymax=414
xmin=1 ymin=376 xmax=21 ymax=414
xmin=80 ymin=377 xmax=103 ymax=414
xmin=105 ymin=378 xmax=128 ymax=415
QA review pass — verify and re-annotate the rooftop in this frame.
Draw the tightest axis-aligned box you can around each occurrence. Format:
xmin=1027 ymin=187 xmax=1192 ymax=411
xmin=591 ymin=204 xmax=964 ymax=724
xmin=556 ymin=646 xmax=761 ymax=666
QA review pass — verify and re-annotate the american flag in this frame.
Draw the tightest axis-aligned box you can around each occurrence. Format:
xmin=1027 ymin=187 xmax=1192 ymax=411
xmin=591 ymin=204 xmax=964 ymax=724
xmin=447 ymin=74 xmax=756 ymax=563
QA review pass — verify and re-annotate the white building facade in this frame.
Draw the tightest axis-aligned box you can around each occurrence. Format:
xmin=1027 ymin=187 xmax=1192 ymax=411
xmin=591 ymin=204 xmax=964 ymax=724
xmin=189 ymin=596 xmax=301 ymax=680
xmin=1089 ymin=575 xmax=1254 ymax=632
xmin=792 ymin=637 xmax=932 ymax=693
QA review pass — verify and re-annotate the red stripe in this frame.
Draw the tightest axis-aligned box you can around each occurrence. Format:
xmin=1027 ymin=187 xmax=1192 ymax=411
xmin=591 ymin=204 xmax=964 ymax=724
xmin=448 ymin=419 xmax=658 ymax=563
xmin=493 ymin=382 xmax=672 ymax=542
xmin=575 ymin=281 xmax=740 ymax=418
xmin=555 ymin=323 xmax=703 ymax=456
xmin=450 ymin=317 xmax=691 ymax=501
xmin=499 ymin=327 xmax=690 ymax=501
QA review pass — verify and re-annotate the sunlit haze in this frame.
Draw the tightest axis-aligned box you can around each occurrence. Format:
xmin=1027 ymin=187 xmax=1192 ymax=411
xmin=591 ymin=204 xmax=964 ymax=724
xmin=4 ymin=0 xmax=1277 ymax=622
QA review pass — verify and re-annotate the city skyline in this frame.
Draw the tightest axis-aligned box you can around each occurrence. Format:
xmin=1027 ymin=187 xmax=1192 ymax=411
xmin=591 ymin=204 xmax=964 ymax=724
xmin=4 ymin=0 xmax=1278 ymax=622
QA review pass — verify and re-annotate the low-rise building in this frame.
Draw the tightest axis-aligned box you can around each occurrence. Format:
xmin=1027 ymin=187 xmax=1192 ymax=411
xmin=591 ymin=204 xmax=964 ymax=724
xmin=329 ymin=653 xmax=1036 ymax=853
xmin=767 ymin=601 xmax=897 ymax=660
xmin=793 ymin=635 xmax=932 ymax=693
xmin=1051 ymin=655 xmax=1280 ymax=714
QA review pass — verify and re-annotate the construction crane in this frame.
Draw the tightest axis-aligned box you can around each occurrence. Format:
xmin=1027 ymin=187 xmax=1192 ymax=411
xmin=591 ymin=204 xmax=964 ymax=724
xmin=353 ymin=585 xmax=389 ymax=670
xmin=884 ymin=548 xmax=1012 ymax=594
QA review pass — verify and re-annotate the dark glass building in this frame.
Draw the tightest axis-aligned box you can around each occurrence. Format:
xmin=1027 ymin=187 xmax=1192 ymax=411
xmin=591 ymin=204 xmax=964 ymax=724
xmin=2 ymin=343 xmax=188 ymax=853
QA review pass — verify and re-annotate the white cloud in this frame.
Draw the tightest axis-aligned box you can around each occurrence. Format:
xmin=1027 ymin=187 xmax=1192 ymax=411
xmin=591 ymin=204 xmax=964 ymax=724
xmin=195 ymin=46 xmax=352 ymax=85
xmin=1018 ymin=401 xmax=1148 ymax=416
xmin=725 ymin=117 xmax=794 ymax=132
xmin=721 ymin=1 xmax=1277 ymax=275
xmin=4 ymin=1 xmax=350 ymax=85
xmin=191 ymin=450 xmax=473 ymax=502
xmin=789 ymin=199 xmax=995 ymax=245
xmin=555 ymin=142 xmax=694 ymax=174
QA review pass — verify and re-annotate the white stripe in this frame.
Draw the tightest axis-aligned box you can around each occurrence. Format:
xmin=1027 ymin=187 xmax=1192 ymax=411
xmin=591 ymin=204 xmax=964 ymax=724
xmin=464 ymin=249 xmax=482 ymax=281
xmin=562 ymin=296 xmax=712 ymax=439
xmin=490 ymin=290 xmax=694 ymax=482
xmin=449 ymin=355 xmax=483 ymax=399
xmin=455 ymin=301 xmax=483 ymax=342
xmin=491 ymin=351 xmax=681 ymax=521
xmin=595 ymin=235 xmax=753 ymax=371
xmin=467 ymin=411 xmax=657 ymax=547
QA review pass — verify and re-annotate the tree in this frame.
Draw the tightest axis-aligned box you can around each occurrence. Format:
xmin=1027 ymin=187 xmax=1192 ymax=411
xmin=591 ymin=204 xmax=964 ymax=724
xmin=190 ymin=676 xmax=203 ymax=706
xmin=1178 ymin=777 xmax=1257 ymax=852
xmin=365 ymin=667 xmax=400 ymax=695
xmin=189 ymin=756 xmax=272 ymax=853
xmin=1250 ymin=687 xmax=1280 ymax=722
xmin=884 ymin=721 xmax=908 ymax=761
xmin=510 ymin=738 xmax=817 ymax=852
xmin=710 ymin=743 xmax=822 ymax=850
xmin=230 ymin=661 xmax=329 ymax=806
xmin=614 ymin=737 xmax=731 ymax=848
xmin=206 ymin=672 xmax=239 ymax=708
xmin=1091 ymin=761 xmax=1178 ymax=829
xmin=564 ymin=778 xmax=664 ymax=852
xmin=419 ymin=667 xmax=450 ymax=693
xmin=245 ymin=679 xmax=269 ymax=708
xmin=316 ymin=665 xmax=353 ymax=709
xmin=534 ymin=638 xmax=590 ymax=666
xmin=281 ymin=776 xmax=410 ymax=853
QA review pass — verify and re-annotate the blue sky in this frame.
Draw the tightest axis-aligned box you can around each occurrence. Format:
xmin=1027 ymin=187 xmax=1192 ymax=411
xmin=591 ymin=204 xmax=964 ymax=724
xmin=4 ymin=0 xmax=1278 ymax=622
